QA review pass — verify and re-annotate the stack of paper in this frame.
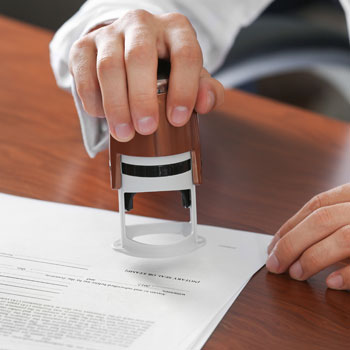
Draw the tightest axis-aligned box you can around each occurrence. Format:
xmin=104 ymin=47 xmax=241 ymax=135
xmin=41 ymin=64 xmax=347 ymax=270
xmin=0 ymin=193 xmax=271 ymax=350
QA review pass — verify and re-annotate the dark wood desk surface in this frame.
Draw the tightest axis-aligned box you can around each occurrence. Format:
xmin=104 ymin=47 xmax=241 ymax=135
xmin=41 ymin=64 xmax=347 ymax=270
xmin=0 ymin=16 xmax=349 ymax=349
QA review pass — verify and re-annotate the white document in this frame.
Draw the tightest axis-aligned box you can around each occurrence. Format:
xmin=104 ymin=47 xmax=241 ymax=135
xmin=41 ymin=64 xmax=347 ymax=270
xmin=0 ymin=193 xmax=271 ymax=350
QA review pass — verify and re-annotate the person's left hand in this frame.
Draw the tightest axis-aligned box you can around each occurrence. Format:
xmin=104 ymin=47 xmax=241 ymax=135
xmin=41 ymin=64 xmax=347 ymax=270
xmin=266 ymin=183 xmax=350 ymax=291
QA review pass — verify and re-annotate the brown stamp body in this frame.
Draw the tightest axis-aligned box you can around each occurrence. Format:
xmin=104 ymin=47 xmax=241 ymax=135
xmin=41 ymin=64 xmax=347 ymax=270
xmin=109 ymin=86 xmax=202 ymax=189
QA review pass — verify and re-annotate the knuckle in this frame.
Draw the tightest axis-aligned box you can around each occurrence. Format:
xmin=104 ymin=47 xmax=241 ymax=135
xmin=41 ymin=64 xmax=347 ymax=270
xmin=76 ymin=80 xmax=97 ymax=100
xmin=307 ymin=194 xmax=323 ymax=213
xmin=97 ymin=55 xmax=118 ymax=72
xmin=123 ymin=9 xmax=152 ymax=24
xmin=163 ymin=12 xmax=191 ymax=27
xmin=95 ymin=24 xmax=117 ymax=40
xmin=72 ymin=36 xmax=92 ymax=51
xmin=78 ymin=87 xmax=103 ymax=116
xmin=84 ymin=103 xmax=103 ymax=117
xmin=313 ymin=207 xmax=332 ymax=227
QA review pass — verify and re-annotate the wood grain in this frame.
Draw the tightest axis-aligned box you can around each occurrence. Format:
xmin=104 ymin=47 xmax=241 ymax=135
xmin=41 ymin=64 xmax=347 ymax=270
xmin=0 ymin=15 xmax=349 ymax=349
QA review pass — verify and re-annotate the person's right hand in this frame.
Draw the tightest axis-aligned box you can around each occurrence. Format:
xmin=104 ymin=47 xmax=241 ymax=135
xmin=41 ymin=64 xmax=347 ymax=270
xmin=69 ymin=10 xmax=224 ymax=142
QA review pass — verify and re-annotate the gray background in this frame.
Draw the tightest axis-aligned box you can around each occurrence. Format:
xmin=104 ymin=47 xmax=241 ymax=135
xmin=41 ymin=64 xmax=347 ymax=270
xmin=0 ymin=0 xmax=85 ymax=30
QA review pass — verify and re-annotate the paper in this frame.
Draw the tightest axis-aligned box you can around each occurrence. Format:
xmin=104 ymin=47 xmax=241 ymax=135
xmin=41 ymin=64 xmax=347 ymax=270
xmin=0 ymin=193 xmax=271 ymax=350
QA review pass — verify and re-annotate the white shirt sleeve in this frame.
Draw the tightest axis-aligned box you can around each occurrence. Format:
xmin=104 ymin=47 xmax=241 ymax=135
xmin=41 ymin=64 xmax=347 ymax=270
xmin=340 ymin=0 xmax=350 ymax=37
xmin=50 ymin=0 xmax=350 ymax=158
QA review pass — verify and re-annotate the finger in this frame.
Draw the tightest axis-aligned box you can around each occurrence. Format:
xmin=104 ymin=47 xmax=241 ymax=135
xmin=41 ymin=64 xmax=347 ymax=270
xmin=195 ymin=68 xmax=224 ymax=114
xmin=124 ymin=14 xmax=159 ymax=135
xmin=288 ymin=225 xmax=350 ymax=280
xmin=268 ymin=183 xmax=350 ymax=254
xmin=164 ymin=13 xmax=203 ymax=126
xmin=266 ymin=203 xmax=350 ymax=274
xmin=278 ymin=184 xmax=350 ymax=237
xmin=327 ymin=265 xmax=350 ymax=291
xmin=95 ymin=29 xmax=135 ymax=141
xmin=69 ymin=36 xmax=104 ymax=117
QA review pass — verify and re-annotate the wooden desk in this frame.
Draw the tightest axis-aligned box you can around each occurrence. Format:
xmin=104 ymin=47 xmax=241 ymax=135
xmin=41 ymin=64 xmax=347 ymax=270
xmin=0 ymin=16 xmax=349 ymax=349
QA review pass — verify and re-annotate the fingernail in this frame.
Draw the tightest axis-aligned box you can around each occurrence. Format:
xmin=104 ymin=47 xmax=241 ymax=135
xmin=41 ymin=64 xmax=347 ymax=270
xmin=207 ymin=90 xmax=215 ymax=111
xmin=289 ymin=261 xmax=303 ymax=280
xmin=172 ymin=106 xmax=189 ymax=125
xmin=267 ymin=232 xmax=280 ymax=254
xmin=137 ymin=116 xmax=156 ymax=134
xmin=327 ymin=274 xmax=343 ymax=289
xmin=266 ymin=252 xmax=280 ymax=273
xmin=114 ymin=123 xmax=133 ymax=141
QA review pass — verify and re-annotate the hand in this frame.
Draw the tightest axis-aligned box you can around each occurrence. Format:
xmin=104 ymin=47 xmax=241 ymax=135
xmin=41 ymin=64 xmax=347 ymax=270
xmin=266 ymin=183 xmax=350 ymax=291
xmin=69 ymin=10 xmax=224 ymax=142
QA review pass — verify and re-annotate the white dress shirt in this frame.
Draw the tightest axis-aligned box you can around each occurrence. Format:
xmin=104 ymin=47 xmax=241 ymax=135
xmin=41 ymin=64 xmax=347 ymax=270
xmin=50 ymin=0 xmax=350 ymax=158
